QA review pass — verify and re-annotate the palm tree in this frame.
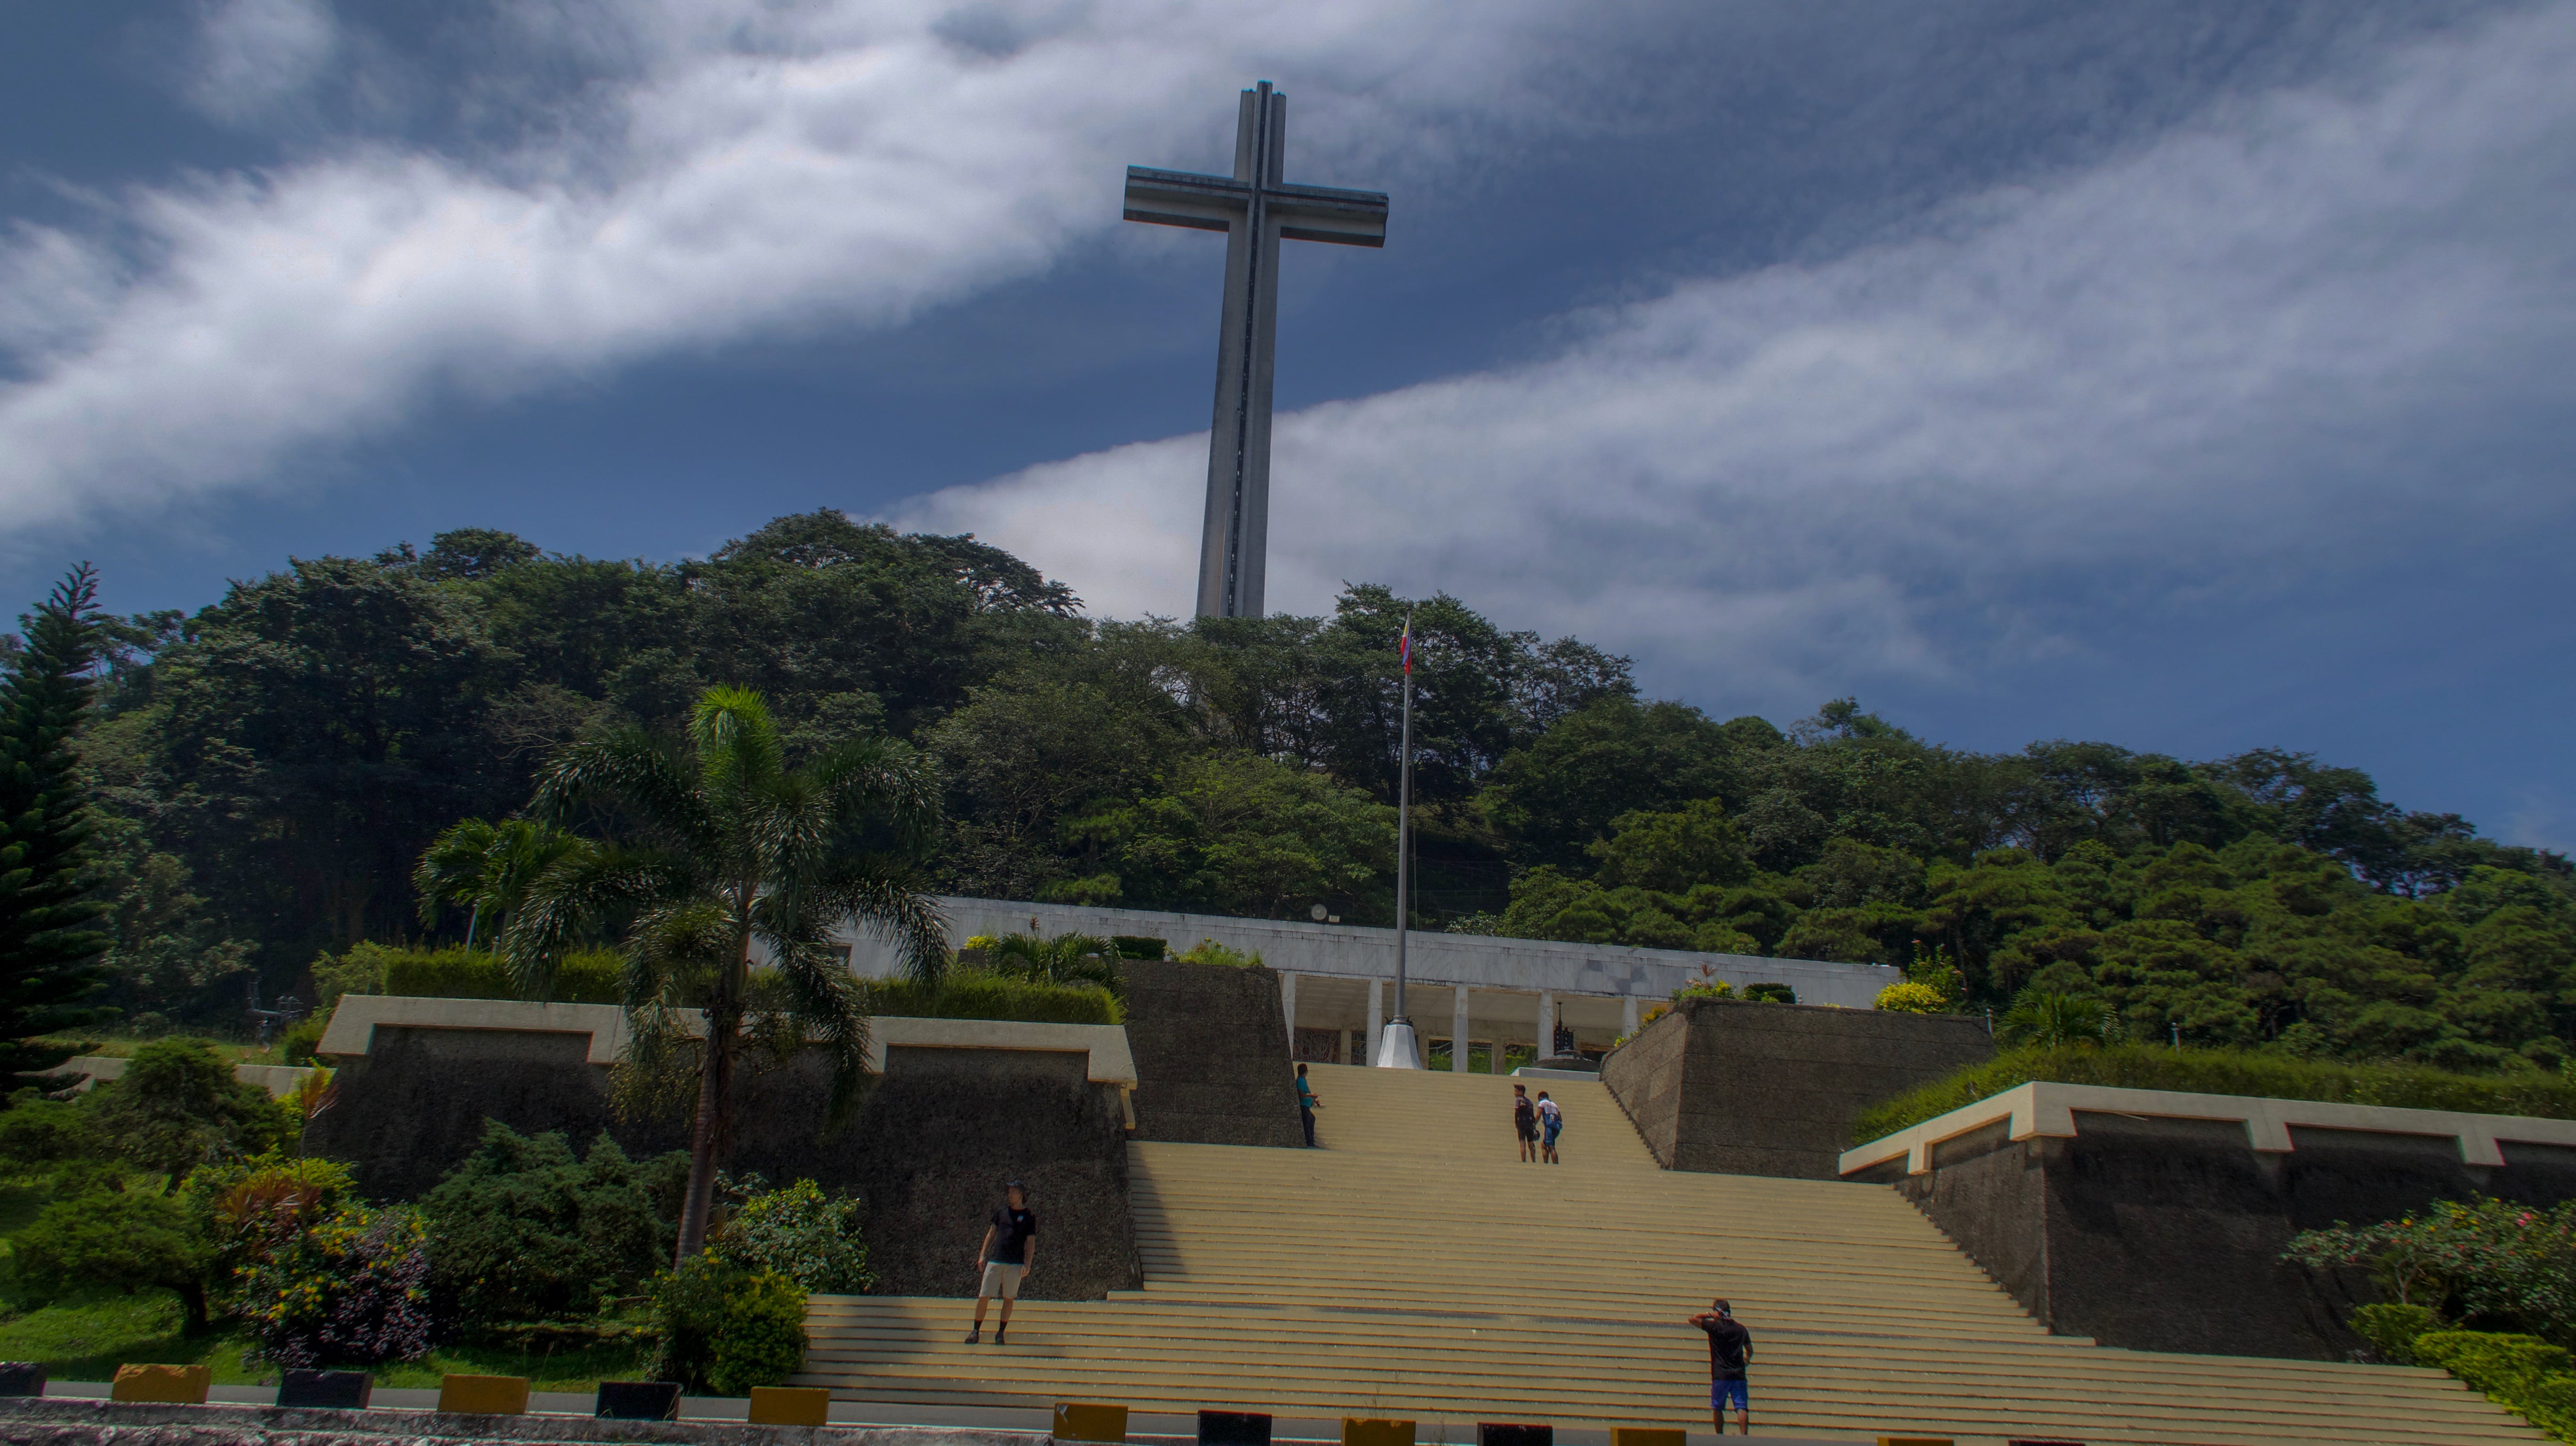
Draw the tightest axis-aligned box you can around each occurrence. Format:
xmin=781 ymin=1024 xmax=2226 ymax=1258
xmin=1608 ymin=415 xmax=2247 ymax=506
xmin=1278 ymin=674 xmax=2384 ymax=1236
xmin=505 ymin=686 xmax=945 ymax=1260
xmin=414 ymin=817 xmax=596 ymax=953
xmin=1996 ymin=989 xmax=2120 ymax=1049
xmin=983 ymin=932 xmax=1126 ymax=996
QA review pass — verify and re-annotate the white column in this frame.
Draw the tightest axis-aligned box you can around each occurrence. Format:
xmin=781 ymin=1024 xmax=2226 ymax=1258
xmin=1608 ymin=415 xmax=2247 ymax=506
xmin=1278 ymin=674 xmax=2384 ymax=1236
xmin=1280 ymin=971 xmax=1299 ymax=1048
xmin=1623 ymin=995 xmax=1642 ymax=1036
xmin=1366 ymin=979 xmax=1384 ymax=1066
xmin=1539 ymin=991 xmax=1557 ymax=1060
xmin=1452 ymin=987 xmax=1472 ymax=1073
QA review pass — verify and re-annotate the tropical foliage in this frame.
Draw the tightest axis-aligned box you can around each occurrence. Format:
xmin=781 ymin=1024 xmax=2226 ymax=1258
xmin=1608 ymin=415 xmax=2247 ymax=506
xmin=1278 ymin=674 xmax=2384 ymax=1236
xmin=2285 ymin=1198 xmax=2576 ymax=1340
xmin=506 ymin=684 xmax=942 ymax=1258
xmin=0 ymin=565 xmax=116 ymax=1085
xmin=26 ymin=514 xmax=2575 ymax=1076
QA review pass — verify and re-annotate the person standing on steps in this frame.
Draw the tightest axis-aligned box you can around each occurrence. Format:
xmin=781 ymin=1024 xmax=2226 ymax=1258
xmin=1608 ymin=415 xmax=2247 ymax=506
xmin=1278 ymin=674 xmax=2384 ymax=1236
xmin=1536 ymin=1089 xmax=1562 ymax=1164
xmin=965 ymin=1181 xmax=1037 ymax=1344
xmin=1294 ymin=1061 xmax=1322 ymax=1148
xmin=1512 ymin=1083 xmax=1539 ymax=1162
xmin=1689 ymin=1298 xmax=1753 ymax=1435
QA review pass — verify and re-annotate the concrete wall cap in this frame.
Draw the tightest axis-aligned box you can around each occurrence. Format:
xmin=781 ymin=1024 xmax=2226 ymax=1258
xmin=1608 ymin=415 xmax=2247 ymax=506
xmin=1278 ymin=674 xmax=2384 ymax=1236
xmin=1839 ymin=1078 xmax=2576 ymax=1177
xmin=68 ymin=1055 xmax=318 ymax=1100
xmin=314 ymin=995 xmax=1137 ymax=1084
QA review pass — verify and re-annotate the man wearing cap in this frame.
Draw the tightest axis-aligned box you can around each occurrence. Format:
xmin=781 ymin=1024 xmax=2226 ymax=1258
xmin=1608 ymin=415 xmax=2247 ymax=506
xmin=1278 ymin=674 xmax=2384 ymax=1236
xmin=965 ymin=1181 xmax=1037 ymax=1344
xmin=1689 ymin=1297 xmax=1753 ymax=1434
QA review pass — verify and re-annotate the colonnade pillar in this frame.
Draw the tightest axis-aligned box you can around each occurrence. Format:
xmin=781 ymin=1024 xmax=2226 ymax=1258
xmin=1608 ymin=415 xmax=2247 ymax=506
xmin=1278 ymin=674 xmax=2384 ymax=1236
xmin=1451 ymin=987 xmax=1472 ymax=1072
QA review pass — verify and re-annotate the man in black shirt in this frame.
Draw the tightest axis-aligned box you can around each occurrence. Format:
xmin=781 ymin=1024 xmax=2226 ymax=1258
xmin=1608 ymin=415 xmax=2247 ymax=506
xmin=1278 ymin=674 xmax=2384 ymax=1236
xmin=965 ymin=1181 xmax=1037 ymax=1344
xmin=1689 ymin=1297 xmax=1753 ymax=1434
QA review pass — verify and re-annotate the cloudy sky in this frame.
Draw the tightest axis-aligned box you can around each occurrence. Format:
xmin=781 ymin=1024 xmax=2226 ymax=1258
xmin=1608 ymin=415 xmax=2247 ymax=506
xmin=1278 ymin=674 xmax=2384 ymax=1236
xmin=4 ymin=0 xmax=2571 ymax=847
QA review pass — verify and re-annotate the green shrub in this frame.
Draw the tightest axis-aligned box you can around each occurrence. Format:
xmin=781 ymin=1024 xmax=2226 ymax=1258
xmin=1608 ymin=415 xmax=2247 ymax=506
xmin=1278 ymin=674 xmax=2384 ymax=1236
xmin=2351 ymin=1302 xmax=2444 ymax=1363
xmin=0 ymin=1092 xmax=95 ymax=1164
xmin=648 ymin=1253 xmax=808 ymax=1395
xmin=231 ymin=1203 xmax=434 ymax=1368
xmin=717 ymin=1178 xmax=872 ymax=1293
xmin=2414 ymin=1331 xmax=2576 ymax=1440
xmin=1110 ymin=936 xmax=1167 ymax=961
xmin=85 ymin=1038 xmax=295 ymax=1182
xmin=11 ymin=1182 xmax=214 ymax=1326
xmin=311 ymin=943 xmax=623 ymax=1005
xmin=1175 ymin=939 xmax=1261 ymax=969
xmin=864 ymin=968 xmax=1121 ymax=1025
xmin=276 ymin=1017 xmax=327 ymax=1066
xmin=1852 ymin=1045 xmax=2576 ymax=1145
xmin=1874 ymin=980 xmax=1948 ymax=1014
xmin=1741 ymin=982 xmax=1796 ymax=1004
xmin=417 ymin=1122 xmax=687 ymax=1327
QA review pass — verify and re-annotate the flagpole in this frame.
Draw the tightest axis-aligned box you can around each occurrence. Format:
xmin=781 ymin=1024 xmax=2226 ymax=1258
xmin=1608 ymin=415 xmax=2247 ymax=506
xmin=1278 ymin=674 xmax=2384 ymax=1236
xmin=1379 ymin=607 xmax=1421 ymax=1069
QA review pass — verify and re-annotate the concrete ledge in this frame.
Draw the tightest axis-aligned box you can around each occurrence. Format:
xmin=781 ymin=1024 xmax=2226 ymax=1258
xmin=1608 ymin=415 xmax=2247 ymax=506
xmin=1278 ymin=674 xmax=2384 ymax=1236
xmin=0 ymin=1397 xmax=1045 ymax=1446
xmin=67 ymin=1057 xmax=317 ymax=1100
xmin=1839 ymin=1078 xmax=2576 ymax=1177
xmin=316 ymin=996 xmax=1136 ymax=1085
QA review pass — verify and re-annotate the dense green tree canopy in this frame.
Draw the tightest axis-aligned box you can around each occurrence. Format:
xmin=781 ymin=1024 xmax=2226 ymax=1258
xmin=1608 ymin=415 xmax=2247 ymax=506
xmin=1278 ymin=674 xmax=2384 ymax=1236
xmin=33 ymin=514 xmax=2573 ymax=1072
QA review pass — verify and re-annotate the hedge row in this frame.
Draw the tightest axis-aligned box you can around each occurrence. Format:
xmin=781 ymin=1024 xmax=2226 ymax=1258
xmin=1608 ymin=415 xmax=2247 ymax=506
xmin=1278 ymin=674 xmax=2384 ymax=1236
xmin=1851 ymin=1044 xmax=2576 ymax=1144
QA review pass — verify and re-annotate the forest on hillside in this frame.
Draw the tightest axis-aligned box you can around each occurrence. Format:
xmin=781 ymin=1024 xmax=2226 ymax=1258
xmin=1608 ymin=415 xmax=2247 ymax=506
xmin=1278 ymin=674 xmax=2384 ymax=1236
xmin=41 ymin=511 xmax=2576 ymax=1070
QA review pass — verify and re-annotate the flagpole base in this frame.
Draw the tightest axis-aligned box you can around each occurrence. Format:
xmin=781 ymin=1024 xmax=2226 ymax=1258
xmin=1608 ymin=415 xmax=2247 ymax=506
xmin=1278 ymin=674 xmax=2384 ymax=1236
xmin=1375 ymin=1019 xmax=1422 ymax=1069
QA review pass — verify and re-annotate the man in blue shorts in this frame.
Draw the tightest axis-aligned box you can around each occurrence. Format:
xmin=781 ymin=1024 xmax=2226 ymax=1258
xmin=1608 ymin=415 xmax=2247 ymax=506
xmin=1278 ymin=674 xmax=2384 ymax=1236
xmin=1689 ymin=1297 xmax=1752 ymax=1434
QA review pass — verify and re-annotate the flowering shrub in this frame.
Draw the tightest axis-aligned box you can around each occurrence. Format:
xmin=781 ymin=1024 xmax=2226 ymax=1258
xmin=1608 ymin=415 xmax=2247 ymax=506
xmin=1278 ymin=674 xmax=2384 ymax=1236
xmin=648 ymin=1253 xmax=807 ymax=1395
xmin=2283 ymin=1197 xmax=2576 ymax=1342
xmin=717 ymin=1178 xmax=872 ymax=1294
xmin=1874 ymin=981 xmax=1948 ymax=1014
xmin=233 ymin=1204 xmax=434 ymax=1367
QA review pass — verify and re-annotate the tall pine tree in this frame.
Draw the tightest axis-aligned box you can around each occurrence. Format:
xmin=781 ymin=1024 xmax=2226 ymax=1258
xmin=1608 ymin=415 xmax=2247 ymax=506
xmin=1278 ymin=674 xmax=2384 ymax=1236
xmin=0 ymin=565 xmax=113 ymax=1089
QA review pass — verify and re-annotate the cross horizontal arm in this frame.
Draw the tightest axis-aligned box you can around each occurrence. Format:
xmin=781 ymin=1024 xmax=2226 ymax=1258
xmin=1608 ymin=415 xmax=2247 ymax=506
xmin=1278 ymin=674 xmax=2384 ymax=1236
xmin=1123 ymin=167 xmax=1389 ymax=247
xmin=1124 ymin=166 xmax=1250 ymax=232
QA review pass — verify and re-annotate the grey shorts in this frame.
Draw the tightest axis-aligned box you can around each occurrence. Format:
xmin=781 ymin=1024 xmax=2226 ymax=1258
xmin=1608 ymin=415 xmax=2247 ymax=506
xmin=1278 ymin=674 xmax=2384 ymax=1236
xmin=979 ymin=1261 xmax=1025 ymax=1299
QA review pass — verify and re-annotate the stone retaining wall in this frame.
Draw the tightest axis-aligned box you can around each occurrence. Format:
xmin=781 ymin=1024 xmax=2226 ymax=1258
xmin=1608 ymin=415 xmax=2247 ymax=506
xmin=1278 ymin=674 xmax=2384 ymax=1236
xmin=300 ymin=1001 xmax=1141 ymax=1301
xmin=1598 ymin=997 xmax=1994 ymax=1179
xmin=1117 ymin=959 xmax=1301 ymax=1148
xmin=1843 ymin=1082 xmax=2576 ymax=1358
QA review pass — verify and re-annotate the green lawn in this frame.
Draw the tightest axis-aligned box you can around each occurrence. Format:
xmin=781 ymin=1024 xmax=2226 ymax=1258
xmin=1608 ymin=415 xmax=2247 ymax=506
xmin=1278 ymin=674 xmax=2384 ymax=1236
xmin=0 ymin=1289 xmax=655 ymax=1390
xmin=36 ymin=1036 xmax=305 ymax=1068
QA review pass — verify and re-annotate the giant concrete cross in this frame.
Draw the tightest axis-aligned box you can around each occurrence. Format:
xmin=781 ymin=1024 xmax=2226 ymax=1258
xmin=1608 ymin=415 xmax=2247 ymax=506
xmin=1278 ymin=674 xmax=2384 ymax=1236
xmin=1126 ymin=82 xmax=1389 ymax=619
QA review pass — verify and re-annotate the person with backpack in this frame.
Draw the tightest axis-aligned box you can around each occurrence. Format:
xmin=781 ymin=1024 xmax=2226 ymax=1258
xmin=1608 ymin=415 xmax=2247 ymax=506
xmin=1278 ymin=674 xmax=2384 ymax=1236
xmin=1511 ymin=1083 xmax=1539 ymax=1162
xmin=1536 ymin=1089 xmax=1563 ymax=1164
xmin=1689 ymin=1298 xmax=1754 ymax=1434
xmin=1294 ymin=1061 xmax=1322 ymax=1148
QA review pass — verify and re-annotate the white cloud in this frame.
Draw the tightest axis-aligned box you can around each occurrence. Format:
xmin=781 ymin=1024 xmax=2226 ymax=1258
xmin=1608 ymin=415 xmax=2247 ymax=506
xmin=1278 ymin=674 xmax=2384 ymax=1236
xmin=185 ymin=0 xmax=340 ymax=123
xmin=896 ymin=4 xmax=2576 ymax=702
xmin=0 ymin=0 xmax=1587 ymax=530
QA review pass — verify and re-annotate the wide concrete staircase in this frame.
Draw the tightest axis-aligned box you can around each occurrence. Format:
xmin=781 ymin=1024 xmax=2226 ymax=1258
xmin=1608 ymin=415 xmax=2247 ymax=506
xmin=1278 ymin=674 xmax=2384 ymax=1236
xmin=799 ymin=1064 xmax=2537 ymax=1445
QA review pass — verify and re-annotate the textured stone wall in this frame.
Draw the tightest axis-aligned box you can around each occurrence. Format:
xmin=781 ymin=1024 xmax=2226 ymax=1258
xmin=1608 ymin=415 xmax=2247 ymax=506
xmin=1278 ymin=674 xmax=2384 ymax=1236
xmin=1118 ymin=959 xmax=1301 ymax=1148
xmin=1598 ymin=997 xmax=1995 ymax=1179
xmin=304 ymin=1030 xmax=1140 ymax=1301
xmin=1855 ymin=1110 xmax=2576 ymax=1359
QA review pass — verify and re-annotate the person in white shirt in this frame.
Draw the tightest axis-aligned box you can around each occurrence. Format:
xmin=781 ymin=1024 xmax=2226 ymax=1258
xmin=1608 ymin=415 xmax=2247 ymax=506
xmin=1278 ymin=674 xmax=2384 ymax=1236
xmin=1536 ymin=1091 xmax=1563 ymax=1164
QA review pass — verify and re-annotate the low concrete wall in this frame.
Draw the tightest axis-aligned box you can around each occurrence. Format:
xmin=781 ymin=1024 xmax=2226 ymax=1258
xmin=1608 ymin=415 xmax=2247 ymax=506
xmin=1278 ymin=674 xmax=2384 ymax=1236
xmin=1599 ymin=998 xmax=1994 ymax=1179
xmin=1118 ymin=960 xmax=1302 ymax=1148
xmin=0 ymin=1398 xmax=1045 ymax=1446
xmin=1843 ymin=1083 xmax=2576 ymax=1359
xmin=300 ymin=999 xmax=1141 ymax=1301
xmin=853 ymin=896 xmax=1900 ymax=1009
xmin=67 ymin=1056 xmax=316 ymax=1099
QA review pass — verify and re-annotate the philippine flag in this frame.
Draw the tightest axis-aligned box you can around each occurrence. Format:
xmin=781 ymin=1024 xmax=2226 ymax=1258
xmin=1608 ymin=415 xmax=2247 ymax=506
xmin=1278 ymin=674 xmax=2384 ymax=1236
xmin=1398 ymin=618 xmax=1413 ymax=675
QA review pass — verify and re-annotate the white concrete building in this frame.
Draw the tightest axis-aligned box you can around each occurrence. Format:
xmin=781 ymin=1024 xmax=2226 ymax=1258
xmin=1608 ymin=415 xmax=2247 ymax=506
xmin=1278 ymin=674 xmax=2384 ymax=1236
xmin=840 ymin=896 xmax=1898 ymax=1069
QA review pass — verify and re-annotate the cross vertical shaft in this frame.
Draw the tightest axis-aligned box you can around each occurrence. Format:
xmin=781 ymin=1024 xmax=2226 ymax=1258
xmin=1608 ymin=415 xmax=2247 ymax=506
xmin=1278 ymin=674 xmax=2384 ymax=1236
xmin=1125 ymin=84 xmax=1389 ymax=619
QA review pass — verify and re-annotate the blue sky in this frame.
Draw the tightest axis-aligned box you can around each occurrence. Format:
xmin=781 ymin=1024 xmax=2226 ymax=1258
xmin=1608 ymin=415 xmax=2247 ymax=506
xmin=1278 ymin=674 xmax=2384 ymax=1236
xmin=3 ymin=0 xmax=2571 ymax=848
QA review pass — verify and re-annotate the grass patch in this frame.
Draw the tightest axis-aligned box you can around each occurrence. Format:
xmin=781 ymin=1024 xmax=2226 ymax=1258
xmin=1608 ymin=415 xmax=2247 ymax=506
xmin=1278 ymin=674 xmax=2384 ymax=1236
xmin=865 ymin=968 xmax=1122 ymax=1025
xmin=1851 ymin=1044 xmax=2576 ymax=1144
xmin=0 ymin=1288 xmax=655 ymax=1389
xmin=35 ymin=1037 xmax=298 ymax=1067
